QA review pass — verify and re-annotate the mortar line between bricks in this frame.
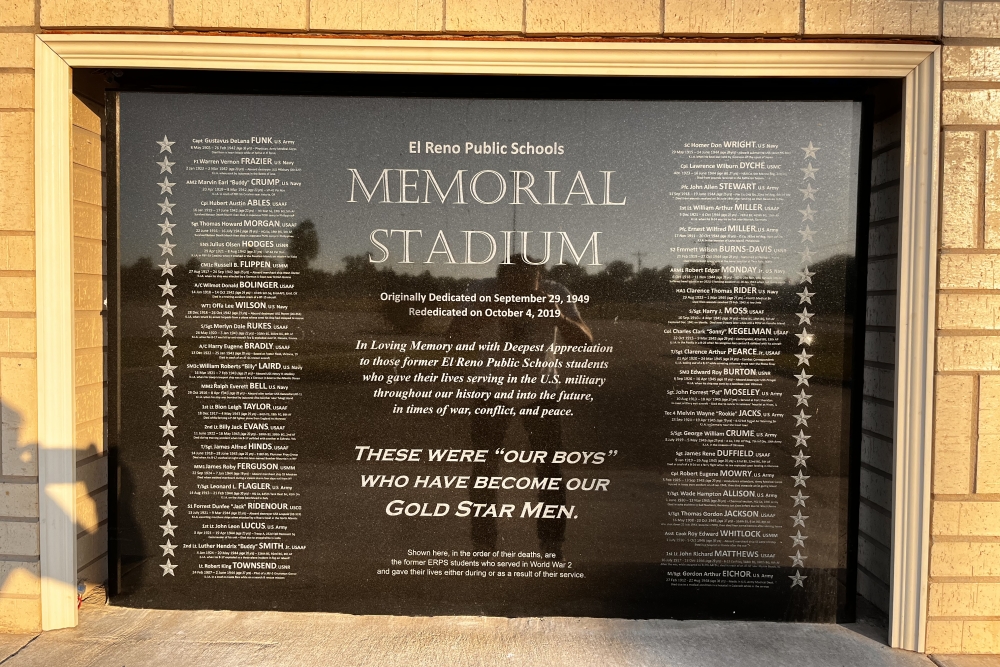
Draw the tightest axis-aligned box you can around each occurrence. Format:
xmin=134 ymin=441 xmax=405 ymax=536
xmin=981 ymin=130 xmax=988 ymax=249
xmin=936 ymin=329 xmax=1000 ymax=336
xmin=973 ymin=374 xmax=981 ymax=493
xmin=929 ymin=576 xmax=1000 ymax=583
xmin=858 ymin=529 xmax=891 ymax=552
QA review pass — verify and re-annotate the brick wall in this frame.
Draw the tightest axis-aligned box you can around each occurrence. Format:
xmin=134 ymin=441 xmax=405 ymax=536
xmin=3 ymin=0 xmax=1000 ymax=653
xmin=858 ymin=109 xmax=902 ymax=620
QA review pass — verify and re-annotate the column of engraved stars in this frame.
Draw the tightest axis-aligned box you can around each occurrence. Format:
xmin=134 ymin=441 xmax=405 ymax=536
xmin=787 ymin=141 xmax=821 ymax=590
xmin=155 ymin=135 xmax=179 ymax=577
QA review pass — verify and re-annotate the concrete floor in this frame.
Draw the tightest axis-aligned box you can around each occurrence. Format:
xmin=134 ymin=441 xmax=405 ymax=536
xmin=0 ymin=603 xmax=963 ymax=667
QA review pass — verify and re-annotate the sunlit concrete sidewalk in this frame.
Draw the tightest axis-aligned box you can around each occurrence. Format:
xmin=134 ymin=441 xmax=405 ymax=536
xmin=0 ymin=603 xmax=993 ymax=667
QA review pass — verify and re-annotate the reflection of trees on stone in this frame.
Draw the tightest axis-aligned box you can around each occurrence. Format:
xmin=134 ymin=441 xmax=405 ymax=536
xmin=288 ymin=220 xmax=319 ymax=273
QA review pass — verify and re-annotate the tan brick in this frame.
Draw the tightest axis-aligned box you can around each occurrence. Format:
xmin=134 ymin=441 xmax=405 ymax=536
xmin=0 ymin=34 xmax=34 ymax=68
xmin=937 ymin=336 xmax=1000 ymax=371
xmin=0 ymin=318 xmax=35 ymax=354
xmin=944 ymin=131 xmax=982 ymax=249
xmin=525 ymin=0 xmax=660 ymax=34
xmin=928 ymin=582 xmax=1000 ymax=617
xmin=0 ymin=482 xmax=36 ymax=517
xmin=75 ymin=348 xmax=103 ymax=387
xmin=41 ymin=0 xmax=171 ymax=27
xmin=804 ymin=0 xmax=939 ymax=36
xmin=945 ymin=1 xmax=1000 ymax=38
xmin=1 ymin=356 xmax=37 ymax=477
xmin=71 ymin=96 xmax=102 ymax=136
xmin=446 ymin=0 xmax=522 ymax=32
xmin=0 ymin=0 xmax=36 ymax=27
xmin=0 ymin=73 xmax=32 ymax=110
xmin=73 ymin=201 xmax=103 ymax=240
xmin=926 ymin=620 xmax=964 ymax=653
xmin=944 ymin=46 xmax=1000 ymax=82
xmin=76 ymin=488 xmax=107 ymax=534
xmin=0 ymin=561 xmax=39 ymax=597
xmin=963 ymin=621 xmax=1000 ymax=653
xmin=0 ymin=112 xmax=34 ymax=230
xmin=944 ymin=89 xmax=1000 ymax=126
xmin=932 ymin=541 xmax=1000 ymax=577
xmin=988 ymin=131 xmax=1000 ymax=249
xmin=75 ymin=383 xmax=103 ymax=425
xmin=664 ymin=0 xmax=798 ymax=33
xmin=74 ymin=237 xmax=103 ymax=276
xmin=934 ymin=375 xmax=975 ymax=494
xmin=0 ymin=521 xmax=38 ymax=557
xmin=0 ymin=276 xmax=35 ymax=313
xmin=938 ymin=294 xmax=1000 ymax=329
xmin=175 ymin=0 xmax=308 ymax=29
xmin=933 ymin=500 xmax=962 ymax=535
xmin=75 ymin=312 xmax=103 ymax=350
xmin=76 ymin=419 xmax=104 ymax=457
xmin=0 ymin=596 xmax=40 ymax=634
xmin=0 ymin=235 xmax=34 ymax=271
xmin=940 ymin=253 xmax=1000 ymax=289
xmin=72 ymin=165 xmax=102 ymax=207
xmin=310 ymin=0 xmax=443 ymax=32
xmin=947 ymin=501 xmax=1000 ymax=536
xmin=978 ymin=376 xmax=1000 ymax=493
xmin=74 ymin=273 xmax=102 ymax=312
xmin=72 ymin=126 xmax=102 ymax=173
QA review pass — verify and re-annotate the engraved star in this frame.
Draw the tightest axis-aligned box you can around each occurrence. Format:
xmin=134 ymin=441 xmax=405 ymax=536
xmin=159 ymin=321 xmax=176 ymax=337
xmin=159 ymin=300 xmax=176 ymax=317
xmin=158 ymin=198 xmax=175 ymax=215
xmin=795 ymin=349 xmax=813 ymax=367
xmin=159 ymin=280 xmax=176 ymax=297
xmin=801 ymin=142 xmax=821 ymax=160
xmin=789 ymin=551 xmax=808 ymax=567
xmin=160 ymin=500 xmax=176 ymax=517
xmin=796 ymin=328 xmax=816 ymax=347
xmin=160 ymin=461 xmax=177 ymax=477
xmin=797 ymin=308 xmax=814 ymax=325
xmin=156 ymin=135 xmax=175 ymax=153
xmin=159 ymin=380 xmax=176 ymax=397
xmin=158 ymin=239 xmax=176 ymax=256
xmin=790 ymin=531 xmax=809 ymax=548
xmin=160 ymin=480 xmax=177 ymax=497
xmin=159 ymin=260 xmax=176 ymax=276
xmin=792 ymin=471 xmax=811 ymax=487
xmin=160 ymin=540 xmax=176 ymax=557
xmin=801 ymin=163 xmax=818 ymax=180
xmin=789 ymin=570 xmax=807 ymax=588
xmin=794 ymin=370 xmax=813 ymax=387
xmin=160 ymin=520 xmax=176 ymax=537
xmin=797 ymin=288 xmax=815 ymax=305
xmin=798 ymin=204 xmax=817 ymax=222
xmin=793 ymin=430 xmax=812 ymax=447
xmin=799 ymin=247 xmax=816 ymax=264
xmin=160 ymin=559 xmax=177 ymax=576
xmin=798 ymin=226 xmax=817 ymax=243
xmin=159 ymin=361 xmax=176 ymax=377
xmin=158 ymin=219 xmax=176 ymax=236
xmin=799 ymin=183 xmax=818 ymax=201
xmin=159 ymin=400 xmax=176 ymax=417
xmin=160 ymin=441 xmax=177 ymax=457
xmin=792 ymin=451 xmax=811 ymax=468
xmin=793 ymin=409 xmax=812 ymax=427
xmin=797 ymin=267 xmax=816 ymax=284
xmin=159 ymin=420 xmax=177 ymax=437
xmin=156 ymin=157 xmax=175 ymax=174
xmin=157 ymin=177 xmax=175 ymax=195
xmin=794 ymin=389 xmax=812 ymax=407
xmin=790 ymin=510 xmax=810 ymax=527
xmin=159 ymin=341 xmax=177 ymax=357
xmin=791 ymin=490 xmax=810 ymax=507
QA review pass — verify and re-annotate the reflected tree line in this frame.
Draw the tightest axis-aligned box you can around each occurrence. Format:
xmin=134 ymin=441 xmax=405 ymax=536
xmin=120 ymin=220 xmax=856 ymax=322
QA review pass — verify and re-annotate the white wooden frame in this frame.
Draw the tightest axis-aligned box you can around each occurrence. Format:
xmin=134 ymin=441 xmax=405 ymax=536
xmin=33 ymin=35 xmax=940 ymax=651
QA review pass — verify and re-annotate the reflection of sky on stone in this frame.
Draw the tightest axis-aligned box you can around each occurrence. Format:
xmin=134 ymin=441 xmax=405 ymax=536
xmin=120 ymin=94 xmax=861 ymax=281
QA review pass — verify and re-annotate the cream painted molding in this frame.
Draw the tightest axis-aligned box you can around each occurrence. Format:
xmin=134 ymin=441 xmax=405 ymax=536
xmin=34 ymin=34 xmax=940 ymax=650
xmin=34 ymin=37 xmax=78 ymax=631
